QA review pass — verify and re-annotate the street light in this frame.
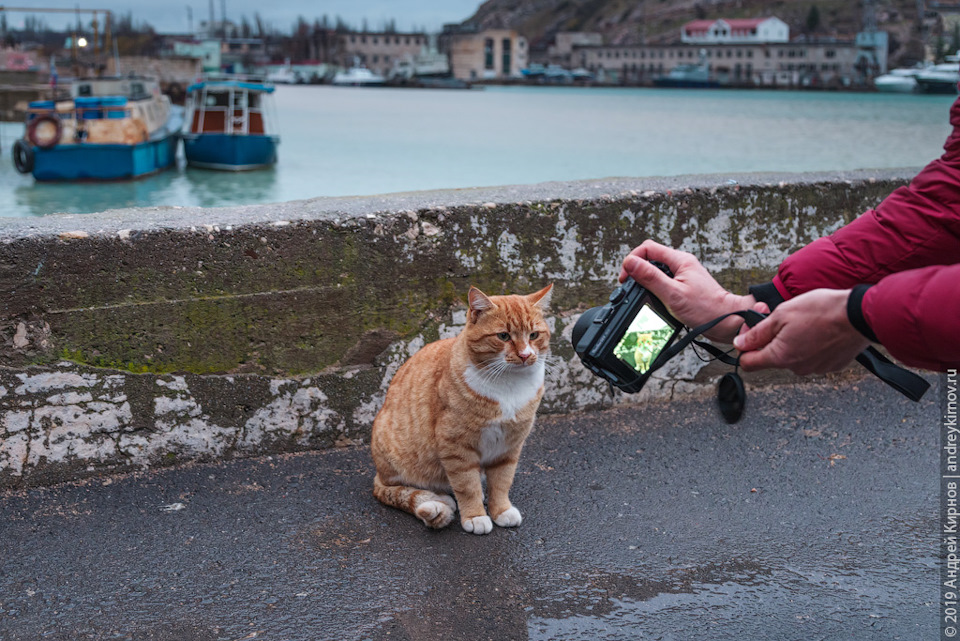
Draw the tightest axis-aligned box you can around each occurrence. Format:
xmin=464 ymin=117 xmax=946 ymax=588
xmin=77 ymin=36 xmax=88 ymax=47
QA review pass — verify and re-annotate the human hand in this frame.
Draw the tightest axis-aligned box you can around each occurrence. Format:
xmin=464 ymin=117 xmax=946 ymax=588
xmin=733 ymin=288 xmax=871 ymax=375
xmin=620 ymin=240 xmax=755 ymax=343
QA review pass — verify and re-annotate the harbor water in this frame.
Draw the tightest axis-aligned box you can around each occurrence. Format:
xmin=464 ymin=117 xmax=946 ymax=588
xmin=1 ymin=85 xmax=956 ymax=218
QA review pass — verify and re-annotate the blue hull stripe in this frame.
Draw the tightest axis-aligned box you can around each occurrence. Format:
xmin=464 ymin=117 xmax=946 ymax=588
xmin=32 ymin=134 xmax=180 ymax=181
xmin=184 ymin=134 xmax=279 ymax=169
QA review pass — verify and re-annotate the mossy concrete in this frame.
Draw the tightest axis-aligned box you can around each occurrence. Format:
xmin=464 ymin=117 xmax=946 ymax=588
xmin=0 ymin=170 xmax=915 ymax=488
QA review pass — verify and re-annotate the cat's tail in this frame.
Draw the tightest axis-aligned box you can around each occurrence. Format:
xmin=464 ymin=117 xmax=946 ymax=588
xmin=373 ymin=474 xmax=457 ymax=529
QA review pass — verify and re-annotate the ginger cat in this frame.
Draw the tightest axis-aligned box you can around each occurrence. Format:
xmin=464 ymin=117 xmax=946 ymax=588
xmin=371 ymin=284 xmax=553 ymax=535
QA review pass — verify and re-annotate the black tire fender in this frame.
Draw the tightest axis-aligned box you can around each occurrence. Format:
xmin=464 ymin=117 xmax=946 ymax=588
xmin=12 ymin=139 xmax=34 ymax=174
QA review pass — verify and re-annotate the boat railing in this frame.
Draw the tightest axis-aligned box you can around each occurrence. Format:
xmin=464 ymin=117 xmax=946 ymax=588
xmin=192 ymin=103 xmax=267 ymax=136
xmin=27 ymin=102 xmax=131 ymax=123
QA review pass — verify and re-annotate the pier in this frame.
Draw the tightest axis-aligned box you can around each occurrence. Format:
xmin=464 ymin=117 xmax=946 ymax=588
xmin=0 ymin=170 xmax=915 ymax=488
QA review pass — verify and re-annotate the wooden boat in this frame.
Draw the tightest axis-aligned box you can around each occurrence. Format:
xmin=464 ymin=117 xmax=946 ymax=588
xmin=13 ymin=76 xmax=182 ymax=181
xmin=182 ymin=77 xmax=280 ymax=171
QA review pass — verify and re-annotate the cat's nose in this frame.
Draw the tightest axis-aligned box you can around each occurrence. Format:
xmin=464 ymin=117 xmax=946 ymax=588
xmin=519 ymin=353 xmax=529 ymax=362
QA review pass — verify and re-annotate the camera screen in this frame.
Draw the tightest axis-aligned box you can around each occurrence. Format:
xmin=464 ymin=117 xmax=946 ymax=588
xmin=614 ymin=304 xmax=676 ymax=374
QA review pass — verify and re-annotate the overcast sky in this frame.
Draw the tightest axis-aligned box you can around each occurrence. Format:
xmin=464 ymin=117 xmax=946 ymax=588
xmin=8 ymin=1 xmax=483 ymax=34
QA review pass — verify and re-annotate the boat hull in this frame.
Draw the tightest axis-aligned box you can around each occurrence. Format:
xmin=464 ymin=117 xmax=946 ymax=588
xmin=184 ymin=133 xmax=279 ymax=170
xmin=31 ymin=133 xmax=180 ymax=182
xmin=915 ymin=78 xmax=958 ymax=94
xmin=653 ymin=78 xmax=721 ymax=88
xmin=874 ymin=78 xmax=917 ymax=93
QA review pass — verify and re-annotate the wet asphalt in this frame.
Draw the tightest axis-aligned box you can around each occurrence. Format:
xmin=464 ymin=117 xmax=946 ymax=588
xmin=0 ymin=375 xmax=939 ymax=641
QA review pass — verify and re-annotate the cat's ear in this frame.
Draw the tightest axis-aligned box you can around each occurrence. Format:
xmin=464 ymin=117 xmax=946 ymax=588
xmin=526 ymin=283 xmax=553 ymax=311
xmin=468 ymin=286 xmax=495 ymax=323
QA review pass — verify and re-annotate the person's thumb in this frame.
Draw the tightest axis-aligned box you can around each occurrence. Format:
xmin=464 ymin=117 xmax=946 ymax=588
xmin=733 ymin=315 xmax=776 ymax=352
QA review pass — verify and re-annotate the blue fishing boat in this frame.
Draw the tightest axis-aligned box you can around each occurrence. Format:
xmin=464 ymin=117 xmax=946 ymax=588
xmin=182 ymin=78 xmax=279 ymax=171
xmin=13 ymin=76 xmax=183 ymax=182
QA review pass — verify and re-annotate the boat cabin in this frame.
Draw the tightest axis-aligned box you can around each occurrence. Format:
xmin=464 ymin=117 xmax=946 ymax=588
xmin=185 ymin=81 xmax=276 ymax=137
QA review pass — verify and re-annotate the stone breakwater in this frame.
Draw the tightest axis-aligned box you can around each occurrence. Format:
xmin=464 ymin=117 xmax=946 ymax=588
xmin=0 ymin=171 xmax=912 ymax=488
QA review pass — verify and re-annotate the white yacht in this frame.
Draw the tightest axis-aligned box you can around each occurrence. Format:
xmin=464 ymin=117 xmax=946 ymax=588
xmin=874 ymin=66 xmax=924 ymax=93
xmin=915 ymin=57 xmax=959 ymax=94
xmin=332 ymin=60 xmax=385 ymax=87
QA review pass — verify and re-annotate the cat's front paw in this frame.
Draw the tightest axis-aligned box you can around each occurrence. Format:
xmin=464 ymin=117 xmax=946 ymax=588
xmin=461 ymin=515 xmax=493 ymax=535
xmin=493 ymin=506 xmax=522 ymax=528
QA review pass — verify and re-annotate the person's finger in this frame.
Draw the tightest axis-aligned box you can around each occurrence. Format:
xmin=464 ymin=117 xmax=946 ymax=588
xmin=733 ymin=315 xmax=778 ymax=352
xmin=737 ymin=301 xmax=771 ymax=337
xmin=621 ymin=240 xmax=658 ymax=281
xmin=621 ymin=255 xmax=675 ymax=293
xmin=738 ymin=347 xmax=780 ymax=372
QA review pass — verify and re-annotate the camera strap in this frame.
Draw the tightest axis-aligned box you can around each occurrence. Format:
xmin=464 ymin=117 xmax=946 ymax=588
xmin=647 ymin=310 xmax=929 ymax=402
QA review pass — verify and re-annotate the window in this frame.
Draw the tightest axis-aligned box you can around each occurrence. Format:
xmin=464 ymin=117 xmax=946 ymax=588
xmin=484 ymin=38 xmax=494 ymax=70
xmin=502 ymin=38 xmax=511 ymax=74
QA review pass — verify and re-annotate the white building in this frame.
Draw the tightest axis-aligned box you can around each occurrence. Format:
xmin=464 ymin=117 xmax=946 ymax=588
xmin=681 ymin=17 xmax=789 ymax=45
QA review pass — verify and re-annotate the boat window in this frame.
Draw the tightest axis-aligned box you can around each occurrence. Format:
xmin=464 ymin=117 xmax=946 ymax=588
xmin=77 ymin=84 xmax=92 ymax=96
xmin=131 ymin=82 xmax=146 ymax=98
xmin=233 ymin=90 xmax=248 ymax=108
xmin=205 ymin=92 xmax=229 ymax=107
xmin=247 ymin=92 xmax=261 ymax=109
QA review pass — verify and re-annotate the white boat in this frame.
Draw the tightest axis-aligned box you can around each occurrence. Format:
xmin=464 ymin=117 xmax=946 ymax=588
xmin=266 ymin=60 xmax=302 ymax=84
xmin=915 ymin=57 xmax=959 ymax=94
xmin=874 ymin=67 xmax=923 ymax=93
xmin=389 ymin=47 xmax=450 ymax=81
xmin=332 ymin=62 xmax=385 ymax=87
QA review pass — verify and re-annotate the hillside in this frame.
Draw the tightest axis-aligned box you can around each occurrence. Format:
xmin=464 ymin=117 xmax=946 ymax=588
xmin=461 ymin=0 xmax=935 ymax=66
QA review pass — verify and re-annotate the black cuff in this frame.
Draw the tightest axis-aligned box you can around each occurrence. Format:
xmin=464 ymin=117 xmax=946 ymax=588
xmin=748 ymin=282 xmax=786 ymax=311
xmin=847 ymin=284 xmax=879 ymax=343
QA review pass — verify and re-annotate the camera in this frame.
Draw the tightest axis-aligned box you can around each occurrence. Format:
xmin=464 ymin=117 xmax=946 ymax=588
xmin=572 ymin=261 xmax=684 ymax=393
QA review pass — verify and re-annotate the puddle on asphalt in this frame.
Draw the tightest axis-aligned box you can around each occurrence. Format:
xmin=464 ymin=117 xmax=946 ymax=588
xmin=305 ymin=505 xmax=938 ymax=640
xmin=526 ymin=558 xmax=937 ymax=640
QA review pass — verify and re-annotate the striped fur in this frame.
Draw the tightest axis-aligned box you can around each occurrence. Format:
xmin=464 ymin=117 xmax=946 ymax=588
xmin=371 ymin=284 xmax=552 ymax=534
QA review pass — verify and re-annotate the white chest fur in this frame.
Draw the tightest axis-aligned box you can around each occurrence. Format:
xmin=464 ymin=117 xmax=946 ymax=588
xmin=478 ymin=423 xmax=508 ymax=466
xmin=463 ymin=359 xmax=545 ymax=422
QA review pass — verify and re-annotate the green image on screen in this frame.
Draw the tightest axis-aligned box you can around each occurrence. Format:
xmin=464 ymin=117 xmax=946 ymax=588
xmin=614 ymin=304 xmax=674 ymax=374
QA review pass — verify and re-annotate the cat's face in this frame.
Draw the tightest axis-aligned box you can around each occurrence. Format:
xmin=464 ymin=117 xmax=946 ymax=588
xmin=464 ymin=285 xmax=553 ymax=370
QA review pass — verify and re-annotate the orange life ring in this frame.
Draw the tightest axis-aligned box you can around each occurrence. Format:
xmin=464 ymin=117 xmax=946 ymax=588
xmin=26 ymin=114 xmax=62 ymax=149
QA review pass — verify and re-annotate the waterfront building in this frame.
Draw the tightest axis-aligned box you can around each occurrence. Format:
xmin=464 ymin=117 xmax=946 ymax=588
xmin=544 ymin=32 xmax=604 ymax=67
xmin=442 ymin=28 xmax=528 ymax=81
xmin=569 ymin=15 xmax=886 ymax=87
xmin=681 ymin=17 xmax=789 ymax=45
xmin=172 ymin=40 xmax=221 ymax=74
xmin=577 ymin=40 xmax=873 ymax=87
xmin=333 ymin=32 xmax=430 ymax=77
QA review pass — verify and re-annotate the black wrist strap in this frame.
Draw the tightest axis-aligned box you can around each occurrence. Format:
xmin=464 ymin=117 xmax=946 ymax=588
xmin=855 ymin=347 xmax=929 ymax=401
xmin=640 ymin=310 xmax=929 ymax=402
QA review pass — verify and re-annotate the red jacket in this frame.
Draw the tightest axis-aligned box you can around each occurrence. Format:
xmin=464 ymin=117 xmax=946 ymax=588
xmin=770 ymin=95 xmax=960 ymax=371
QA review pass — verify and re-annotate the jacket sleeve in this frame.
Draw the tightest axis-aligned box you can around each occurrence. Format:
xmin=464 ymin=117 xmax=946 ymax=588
xmin=758 ymin=94 xmax=960 ymax=370
xmin=860 ymin=264 xmax=960 ymax=371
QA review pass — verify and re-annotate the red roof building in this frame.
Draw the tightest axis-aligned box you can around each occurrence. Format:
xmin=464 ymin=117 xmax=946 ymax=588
xmin=681 ymin=17 xmax=789 ymax=44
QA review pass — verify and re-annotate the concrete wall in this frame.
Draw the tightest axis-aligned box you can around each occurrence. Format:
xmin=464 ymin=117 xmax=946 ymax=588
xmin=0 ymin=170 xmax=913 ymax=488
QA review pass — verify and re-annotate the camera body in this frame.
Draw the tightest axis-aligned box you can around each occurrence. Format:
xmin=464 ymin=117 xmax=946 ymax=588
xmin=572 ymin=261 xmax=684 ymax=393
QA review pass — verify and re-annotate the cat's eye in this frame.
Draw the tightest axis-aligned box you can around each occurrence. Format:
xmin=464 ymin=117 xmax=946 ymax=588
xmin=497 ymin=332 xmax=511 ymax=341
xmin=530 ymin=332 xmax=540 ymax=339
